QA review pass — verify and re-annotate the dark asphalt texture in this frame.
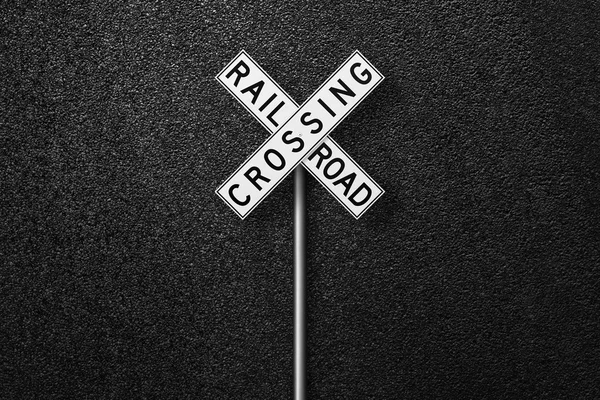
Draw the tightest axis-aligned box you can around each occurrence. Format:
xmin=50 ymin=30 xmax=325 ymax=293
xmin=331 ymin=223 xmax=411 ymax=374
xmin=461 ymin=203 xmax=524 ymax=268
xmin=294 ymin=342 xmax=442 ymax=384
xmin=2 ymin=1 xmax=600 ymax=399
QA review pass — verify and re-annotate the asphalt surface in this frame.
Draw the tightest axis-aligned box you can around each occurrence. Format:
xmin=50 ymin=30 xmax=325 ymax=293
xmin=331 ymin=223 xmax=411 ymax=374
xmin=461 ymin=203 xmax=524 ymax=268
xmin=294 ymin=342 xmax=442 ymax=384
xmin=2 ymin=1 xmax=600 ymax=398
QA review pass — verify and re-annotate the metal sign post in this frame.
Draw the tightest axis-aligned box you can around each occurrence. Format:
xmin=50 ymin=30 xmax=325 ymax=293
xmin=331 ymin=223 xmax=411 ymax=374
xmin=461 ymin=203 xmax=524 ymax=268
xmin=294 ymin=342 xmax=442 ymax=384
xmin=294 ymin=167 xmax=306 ymax=400
xmin=214 ymin=50 xmax=384 ymax=400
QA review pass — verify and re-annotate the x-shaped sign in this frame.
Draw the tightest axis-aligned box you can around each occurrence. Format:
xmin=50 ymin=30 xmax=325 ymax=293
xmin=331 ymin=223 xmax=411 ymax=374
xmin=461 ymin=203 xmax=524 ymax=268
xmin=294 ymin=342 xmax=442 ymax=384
xmin=216 ymin=51 xmax=384 ymax=219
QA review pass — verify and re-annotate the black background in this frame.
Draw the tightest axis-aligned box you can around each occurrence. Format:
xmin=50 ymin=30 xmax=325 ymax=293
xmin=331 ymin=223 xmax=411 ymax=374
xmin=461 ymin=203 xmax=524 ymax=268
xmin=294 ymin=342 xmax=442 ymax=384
xmin=2 ymin=1 xmax=600 ymax=398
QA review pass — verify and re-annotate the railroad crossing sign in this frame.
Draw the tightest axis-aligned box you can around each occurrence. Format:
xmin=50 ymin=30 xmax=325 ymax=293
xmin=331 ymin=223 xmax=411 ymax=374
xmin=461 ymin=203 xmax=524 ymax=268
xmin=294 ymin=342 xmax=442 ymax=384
xmin=216 ymin=51 xmax=384 ymax=219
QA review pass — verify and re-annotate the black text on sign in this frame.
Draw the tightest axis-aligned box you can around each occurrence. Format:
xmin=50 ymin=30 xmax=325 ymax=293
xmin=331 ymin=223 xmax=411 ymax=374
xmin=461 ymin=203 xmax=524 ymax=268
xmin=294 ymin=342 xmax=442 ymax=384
xmin=215 ymin=51 xmax=384 ymax=218
xmin=216 ymin=51 xmax=384 ymax=219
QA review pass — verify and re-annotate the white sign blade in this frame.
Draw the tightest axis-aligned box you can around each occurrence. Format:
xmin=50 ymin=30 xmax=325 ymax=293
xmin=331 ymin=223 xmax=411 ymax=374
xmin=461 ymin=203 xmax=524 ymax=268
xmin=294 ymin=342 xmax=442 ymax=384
xmin=216 ymin=51 xmax=384 ymax=219
xmin=216 ymin=51 xmax=383 ymax=219
xmin=215 ymin=51 xmax=298 ymax=132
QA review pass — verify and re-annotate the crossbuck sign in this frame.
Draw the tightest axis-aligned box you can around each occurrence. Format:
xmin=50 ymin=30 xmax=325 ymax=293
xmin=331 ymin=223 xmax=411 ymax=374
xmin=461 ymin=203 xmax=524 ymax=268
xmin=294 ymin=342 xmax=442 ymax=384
xmin=216 ymin=51 xmax=384 ymax=219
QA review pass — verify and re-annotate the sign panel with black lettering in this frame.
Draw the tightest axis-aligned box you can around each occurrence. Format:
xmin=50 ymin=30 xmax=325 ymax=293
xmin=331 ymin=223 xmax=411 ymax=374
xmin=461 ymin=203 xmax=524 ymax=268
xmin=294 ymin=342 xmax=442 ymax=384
xmin=216 ymin=51 xmax=384 ymax=218
xmin=216 ymin=51 xmax=383 ymax=219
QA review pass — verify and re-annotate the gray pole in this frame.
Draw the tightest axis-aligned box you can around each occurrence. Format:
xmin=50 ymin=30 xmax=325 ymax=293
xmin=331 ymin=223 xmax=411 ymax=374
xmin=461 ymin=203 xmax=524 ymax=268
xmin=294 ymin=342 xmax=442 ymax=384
xmin=294 ymin=167 xmax=306 ymax=400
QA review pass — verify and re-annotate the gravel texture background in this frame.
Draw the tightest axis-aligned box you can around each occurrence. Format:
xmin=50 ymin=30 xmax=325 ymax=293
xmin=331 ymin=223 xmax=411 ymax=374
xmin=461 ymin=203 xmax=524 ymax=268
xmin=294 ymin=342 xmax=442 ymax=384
xmin=2 ymin=1 xmax=600 ymax=398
